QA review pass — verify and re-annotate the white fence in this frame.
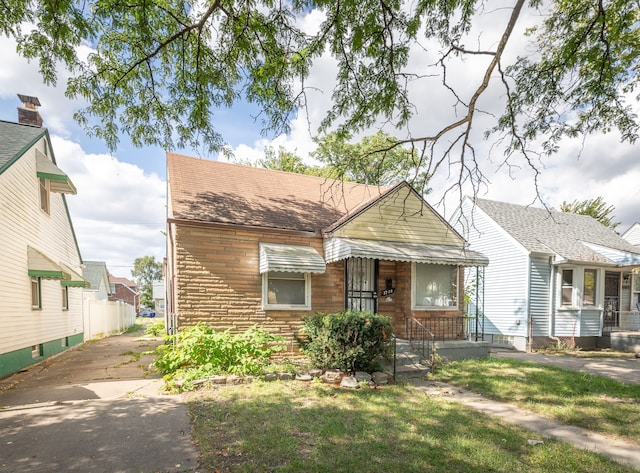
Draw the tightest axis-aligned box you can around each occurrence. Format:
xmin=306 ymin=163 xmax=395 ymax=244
xmin=83 ymin=299 xmax=137 ymax=340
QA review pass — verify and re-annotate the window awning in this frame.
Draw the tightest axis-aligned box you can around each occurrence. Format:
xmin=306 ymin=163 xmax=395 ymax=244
xmin=27 ymin=246 xmax=70 ymax=279
xmin=324 ymin=237 xmax=489 ymax=267
xmin=259 ymin=243 xmax=326 ymax=274
xmin=60 ymin=263 xmax=91 ymax=287
xmin=35 ymin=150 xmax=77 ymax=194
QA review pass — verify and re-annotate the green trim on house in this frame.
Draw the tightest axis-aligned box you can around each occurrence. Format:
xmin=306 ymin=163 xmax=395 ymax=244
xmin=60 ymin=280 xmax=90 ymax=287
xmin=0 ymin=333 xmax=83 ymax=379
xmin=28 ymin=269 xmax=65 ymax=279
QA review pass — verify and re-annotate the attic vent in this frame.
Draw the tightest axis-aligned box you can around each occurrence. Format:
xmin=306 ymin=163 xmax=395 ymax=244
xmin=17 ymin=94 xmax=43 ymax=127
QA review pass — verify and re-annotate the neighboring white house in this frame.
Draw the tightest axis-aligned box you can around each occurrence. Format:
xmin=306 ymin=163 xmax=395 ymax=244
xmin=152 ymin=280 xmax=165 ymax=318
xmin=0 ymin=98 xmax=87 ymax=378
xmin=622 ymin=223 xmax=640 ymax=247
xmin=454 ymin=198 xmax=640 ymax=351
xmin=82 ymin=261 xmax=112 ymax=301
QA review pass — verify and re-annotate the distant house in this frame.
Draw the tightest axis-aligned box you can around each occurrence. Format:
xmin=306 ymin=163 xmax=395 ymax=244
xmin=166 ymin=154 xmax=487 ymax=346
xmin=0 ymin=96 xmax=87 ymax=378
xmin=82 ymin=261 xmax=112 ymax=301
xmin=152 ymin=281 xmax=165 ymax=318
xmin=108 ymin=274 xmax=138 ymax=311
xmin=622 ymin=223 xmax=640 ymax=247
xmin=455 ymin=198 xmax=640 ymax=350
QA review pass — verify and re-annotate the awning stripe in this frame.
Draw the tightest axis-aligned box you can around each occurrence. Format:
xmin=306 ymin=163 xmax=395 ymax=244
xmin=60 ymin=263 xmax=91 ymax=288
xmin=323 ymin=237 xmax=489 ymax=267
xmin=35 ymin=150 xmax=77 ymax=194
xmin=259 ymin=243 xmax=326 ymax=274
xmin=27 ymin=246 xmax=69 ymax=280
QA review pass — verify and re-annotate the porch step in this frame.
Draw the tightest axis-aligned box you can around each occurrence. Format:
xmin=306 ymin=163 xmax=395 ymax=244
xmin=381 ymin=339 xmax=432 ymax=381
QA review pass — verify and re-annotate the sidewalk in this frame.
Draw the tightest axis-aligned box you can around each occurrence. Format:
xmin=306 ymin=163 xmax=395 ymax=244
xmin=492 ymin=348 xmax=640 ymax=385
xmin=409 ymin=349 xmax=640 ymax=470
xmin=0 ymin=327 xmax=199 ymax=473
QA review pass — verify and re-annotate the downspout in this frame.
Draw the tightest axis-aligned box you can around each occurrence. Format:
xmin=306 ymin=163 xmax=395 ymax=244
xmin=548 ymin=262 xmax=561 ymax=347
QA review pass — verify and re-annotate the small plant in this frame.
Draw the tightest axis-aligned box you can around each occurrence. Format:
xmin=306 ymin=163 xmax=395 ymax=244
xmin=145 ymin=320 xmax=165 ymax=337
xmin=296 ymin=310 xmax=393 ymax=373
xmin=153 ymin=323 xmax=287 ymax=387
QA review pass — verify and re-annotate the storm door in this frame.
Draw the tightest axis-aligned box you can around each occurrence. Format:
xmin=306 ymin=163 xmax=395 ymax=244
xmin=604 ymin=271 xmax=620 ymax=329
xmin=345 ymin=257 xmax=378 ymax=312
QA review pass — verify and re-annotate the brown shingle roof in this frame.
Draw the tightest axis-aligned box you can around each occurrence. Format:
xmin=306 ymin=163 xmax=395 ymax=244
xmin=108 ymin=273 xmax=137 ymax=288
xmin=167 ymin=153 xmax=388 ymax=233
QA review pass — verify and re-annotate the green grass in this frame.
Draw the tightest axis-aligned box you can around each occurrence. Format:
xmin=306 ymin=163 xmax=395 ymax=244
xmin=432 ymin=357 xmax=640 ymax=444
xmin=185 ymin=381 xmax=635 ymax=473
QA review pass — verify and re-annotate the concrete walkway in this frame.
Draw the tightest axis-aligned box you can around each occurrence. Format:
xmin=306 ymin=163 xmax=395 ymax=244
xmin=491 ymin=348 xmax=640 ymax=385
xmin=0 ymin=328 xmax=199 ymax=473
xmin=410 ymin=379 xmax=640 ymax=470
xmin=409 ymin=349 xmax=640 ymax=470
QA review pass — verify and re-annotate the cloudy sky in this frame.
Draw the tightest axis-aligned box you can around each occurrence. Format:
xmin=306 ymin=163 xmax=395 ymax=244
xmin=1 ymin=4 xmax=639 ymax=277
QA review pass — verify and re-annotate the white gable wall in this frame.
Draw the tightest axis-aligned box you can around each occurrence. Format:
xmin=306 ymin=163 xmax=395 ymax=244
xmin=0 ymin=136 xmax=83 ymax=355
xmin=456 ymin=198 xmax=531 ymax=341
xmin=622 ymin=223 xmax=640 ymax=246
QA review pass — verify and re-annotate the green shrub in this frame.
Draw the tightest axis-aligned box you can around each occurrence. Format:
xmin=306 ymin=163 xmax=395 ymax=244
xmin=154 ymin=324 xmax=287 ymax=384
xmin=145 ymin=320 xmax=165 ymax=336
xmin=296 ymin=310 xmax=393 ymax=372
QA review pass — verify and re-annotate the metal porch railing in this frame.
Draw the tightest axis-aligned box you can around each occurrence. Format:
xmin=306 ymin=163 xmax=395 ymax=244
xmin=405 ymin=317 xmax=435 ymax=367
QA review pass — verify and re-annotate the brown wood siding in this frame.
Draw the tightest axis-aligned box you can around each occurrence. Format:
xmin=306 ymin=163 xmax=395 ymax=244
xmin=173 ymin=225 xmax=345 ymax=347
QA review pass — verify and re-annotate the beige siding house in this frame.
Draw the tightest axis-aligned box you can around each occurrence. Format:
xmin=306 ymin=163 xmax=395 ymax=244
xmin=166 ymin=154 xmax=487 ymax=345
xmin=0 ymin=116 xmax=86 ymax=378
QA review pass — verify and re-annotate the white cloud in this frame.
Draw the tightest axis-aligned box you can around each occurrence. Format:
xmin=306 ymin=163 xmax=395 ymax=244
xmin=52 ymin=137 xmax=166 ymax=276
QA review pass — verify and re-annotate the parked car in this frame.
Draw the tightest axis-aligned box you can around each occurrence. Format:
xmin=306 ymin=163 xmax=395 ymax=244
xmin=137 ymin=308 xmax=152 ymax=317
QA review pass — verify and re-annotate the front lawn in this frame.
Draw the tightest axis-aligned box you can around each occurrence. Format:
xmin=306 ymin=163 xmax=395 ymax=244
xmin=185 ymin=381 xmax=634 ymax=473
xmin=432 ymin=357 xmax=640 ymax=444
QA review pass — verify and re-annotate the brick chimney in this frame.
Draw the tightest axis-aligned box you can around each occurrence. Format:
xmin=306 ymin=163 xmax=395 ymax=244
xmin=17 ymin=94 xmax=43 ymax=127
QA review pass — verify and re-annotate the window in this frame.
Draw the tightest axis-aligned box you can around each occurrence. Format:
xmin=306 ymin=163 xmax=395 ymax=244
xmin=39 ymin=177 xmax=50 ymax=214
xmin=583 ymin=269 xmax=597 ymax=306
xmin=561 ymin=269 xmax=574 ymax=306
xmin=62 ymin=286 xmax=69 ymax=310
xmin=413 ymin=263 xmax=458 ymax=309
xmin=262 ymin=271 xmax=310 ymax=310
xmin=31 ymin=344 xmax=42 ymax=358
xmin=31 ymin=277 xmax=41 ymax=309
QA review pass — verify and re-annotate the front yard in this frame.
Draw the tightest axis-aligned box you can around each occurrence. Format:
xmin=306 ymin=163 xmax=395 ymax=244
xmin=185 ymin=379 xmax=637 ymax=473
xmin=432 ymin=357 xmax=640 ymax=445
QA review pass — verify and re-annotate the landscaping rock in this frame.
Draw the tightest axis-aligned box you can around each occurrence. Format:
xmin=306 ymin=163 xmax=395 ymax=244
xmin=226 ymin=375 xmax=243 ymax=385
xmin=340 ymin=376 xmax=359 ymax=389
xmin=263 ymin=373 xmax=278 ymax=382
xmin=321 ymin=369 xmax=342 ymax=384
xmin=355 ymin=371 xmax=372 ymax=383
xmin=243 ymin=376 xmax=255 ymax=384
xmin=295 ymin=373 xmax=313 ymax=382
xmin=209 ymin=375 xmax=227 ymax=385
xmin=308 ymin=368 xmax=323 ymax=378
xmin=371 ymin=372 xmax=389 ymax=385
xmin=278 ymin=372 xmax=295 ymax=381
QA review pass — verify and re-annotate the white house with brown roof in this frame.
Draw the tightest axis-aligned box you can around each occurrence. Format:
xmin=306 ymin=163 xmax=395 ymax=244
xmin=166 ymin=153 xmax=487 ymax=347
xmin=0 ymin=102 xmax=87 ymax=378
xmin=454 ymin=198 xmax=640 ymax=350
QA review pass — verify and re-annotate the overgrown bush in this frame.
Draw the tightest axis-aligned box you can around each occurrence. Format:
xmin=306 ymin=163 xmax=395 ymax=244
xmin=153 ymin=324 xmax=287 ymax=386
xmin=144 ymin=320 xmax=165 ymax=336
xmin=297 ymin=310 xmax=393 ymax=373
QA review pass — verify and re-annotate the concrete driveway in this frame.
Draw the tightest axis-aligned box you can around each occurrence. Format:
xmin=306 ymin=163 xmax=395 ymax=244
xmin=0 ymin=327 xmax=199 ymax=472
